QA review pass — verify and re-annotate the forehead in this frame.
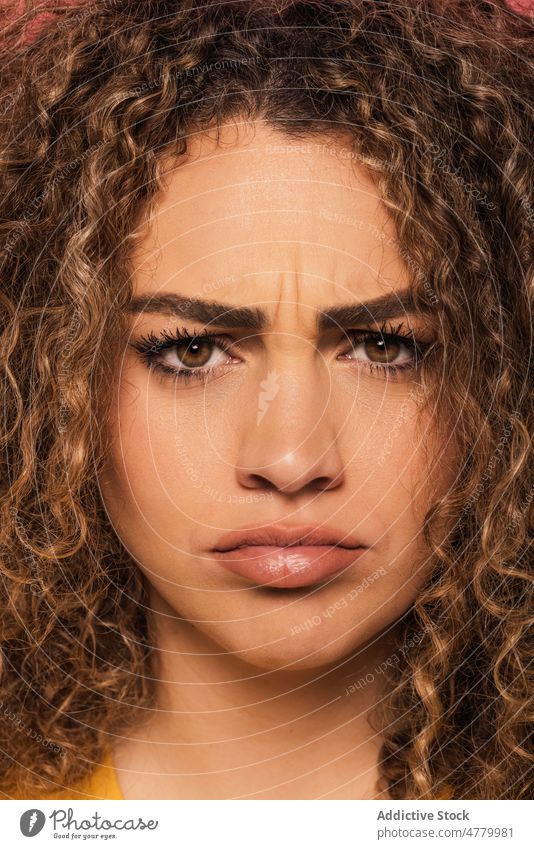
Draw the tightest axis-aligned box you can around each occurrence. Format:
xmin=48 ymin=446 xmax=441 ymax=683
xmin=130 ymin=121 xmax=410 ymax=305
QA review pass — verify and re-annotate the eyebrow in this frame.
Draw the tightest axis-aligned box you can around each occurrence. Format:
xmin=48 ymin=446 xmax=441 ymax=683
xmin=127 ymin=289 xmax=417 ymax=332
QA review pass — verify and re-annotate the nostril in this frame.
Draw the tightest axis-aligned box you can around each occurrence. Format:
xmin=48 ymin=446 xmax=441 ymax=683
xmin=247 ymin=474 xmax=278 ymax=491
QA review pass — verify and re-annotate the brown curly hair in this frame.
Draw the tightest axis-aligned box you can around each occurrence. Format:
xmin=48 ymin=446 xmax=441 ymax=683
xmin=0 ymin=0 xmax=532 ymax=800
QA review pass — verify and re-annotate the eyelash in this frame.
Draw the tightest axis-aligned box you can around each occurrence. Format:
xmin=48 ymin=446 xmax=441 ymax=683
xmin=130 ymin=322 xmax=430 ymax=385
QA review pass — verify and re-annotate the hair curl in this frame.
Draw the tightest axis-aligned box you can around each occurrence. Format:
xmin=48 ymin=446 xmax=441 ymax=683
xmin=0 ymin=0 xmax=532 ymax=800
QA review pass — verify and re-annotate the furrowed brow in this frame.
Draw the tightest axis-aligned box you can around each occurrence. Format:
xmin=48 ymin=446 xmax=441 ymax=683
xmin=128 ymin=294 xmax=267 ymax=331
xmin=128 ymin=289 xmax=416 ymax=333
xmin=317 ymin=290 xmax=416 ymax=332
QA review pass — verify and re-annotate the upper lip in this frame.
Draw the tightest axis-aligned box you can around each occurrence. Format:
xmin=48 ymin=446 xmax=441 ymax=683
xmin=212 ymin=523 xmax=367 ymax=553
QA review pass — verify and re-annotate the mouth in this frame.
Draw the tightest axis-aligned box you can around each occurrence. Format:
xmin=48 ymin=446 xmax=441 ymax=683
xmin=211 ymin=524 xmax=368 ymax=589
xmin=212 ymin=544 xmax=367 ymax=589
xmin=213 ymin=522 xmax=366 ymax=552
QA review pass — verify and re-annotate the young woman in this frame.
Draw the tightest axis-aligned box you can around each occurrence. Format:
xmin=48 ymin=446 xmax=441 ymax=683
xmin=0 ymin=0 xmax=532 ymax=801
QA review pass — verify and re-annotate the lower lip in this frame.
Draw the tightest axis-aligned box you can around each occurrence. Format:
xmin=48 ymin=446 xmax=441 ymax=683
xmin=211 ymin=545 xmax=367 ymax=588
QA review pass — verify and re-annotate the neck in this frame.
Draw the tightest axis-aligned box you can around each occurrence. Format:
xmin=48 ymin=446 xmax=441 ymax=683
xmin=112 ymin=586 xmax=398 ymax=799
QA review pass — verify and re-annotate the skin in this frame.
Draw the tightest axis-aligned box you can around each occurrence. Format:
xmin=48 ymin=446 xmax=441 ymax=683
xmin=98 ymin=119 xmax=456 ymax=799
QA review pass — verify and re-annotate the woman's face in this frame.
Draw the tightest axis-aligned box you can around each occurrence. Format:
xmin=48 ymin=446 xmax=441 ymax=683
xmin=99 ymin=120 xmax=455 ymax=670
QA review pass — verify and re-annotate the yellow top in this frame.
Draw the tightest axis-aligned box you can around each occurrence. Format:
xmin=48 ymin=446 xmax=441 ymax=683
xmin=30 ymin=750 xmax=124 ymax=800
xmin=65 ymin=751 xmax=124 ymax=800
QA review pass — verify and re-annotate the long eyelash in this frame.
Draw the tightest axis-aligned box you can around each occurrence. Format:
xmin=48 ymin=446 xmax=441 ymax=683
xmin=130 ymin=320 xmax=431 ymax=384
xmin=365 ymin=320 xmax=417 ymax=346
xmin=131 ymin=325 xmax=220 ymax=354
xmin=130 ymin=326 xmax=235 ymax=383
xmin=345 ymin=320 xmax=430 ymax=375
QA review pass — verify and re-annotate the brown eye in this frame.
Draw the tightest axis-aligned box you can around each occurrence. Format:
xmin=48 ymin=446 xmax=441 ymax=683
xmin=341 ymin=331 xmax=416 ymax=370
xmin=131 ymin=329 xmax=242 ymax=384
xmin=170 ymin=338 xmax=214 ymax=369
xmin=362 ymin=335 xmax=402 ymax=364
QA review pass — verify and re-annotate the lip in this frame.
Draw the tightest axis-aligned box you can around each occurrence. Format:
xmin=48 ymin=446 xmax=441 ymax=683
xmin=211 ymin=523 xmax=368 ymax=589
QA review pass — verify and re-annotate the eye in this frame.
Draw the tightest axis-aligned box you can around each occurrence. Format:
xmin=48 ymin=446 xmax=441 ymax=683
xmin=347 ymin=332 xmax=414 ymax=365
xmin=130 ymin=328 xmax=241 ymax=384
xmin=339 ymin=325 xmax=427 ymax=376
xmin=160 ymin=336 xmax=232 ymax=372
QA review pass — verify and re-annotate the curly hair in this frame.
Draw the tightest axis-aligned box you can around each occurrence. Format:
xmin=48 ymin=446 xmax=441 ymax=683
xmin=0 ymin=0 xmax=532 ymax=800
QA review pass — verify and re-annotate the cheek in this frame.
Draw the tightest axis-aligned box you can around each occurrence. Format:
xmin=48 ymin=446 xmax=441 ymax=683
xmin=337 ymin=394 xmax=456 ymax=590
xmin=100 ymin=373 xmax=238 ymax=530
xmin=341 ymin=393 xmax=438 ymax=519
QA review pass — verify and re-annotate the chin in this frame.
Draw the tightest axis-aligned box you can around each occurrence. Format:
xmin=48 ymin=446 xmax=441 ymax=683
xmin=233 ymin=645 xmax=356 ymax=673
xmin=202 ymin=617 xmax=372 ymax=673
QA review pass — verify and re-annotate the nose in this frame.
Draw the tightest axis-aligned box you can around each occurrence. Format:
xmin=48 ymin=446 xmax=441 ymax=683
xmin=235 ymin=358 xmax=345 ymax=495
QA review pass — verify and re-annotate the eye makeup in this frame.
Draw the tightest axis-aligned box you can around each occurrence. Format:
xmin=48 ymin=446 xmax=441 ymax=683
xmin=130 ymin=326 xmax=240 ymax=385
xmin=129 ymin=319 xmax=432 ymax=385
